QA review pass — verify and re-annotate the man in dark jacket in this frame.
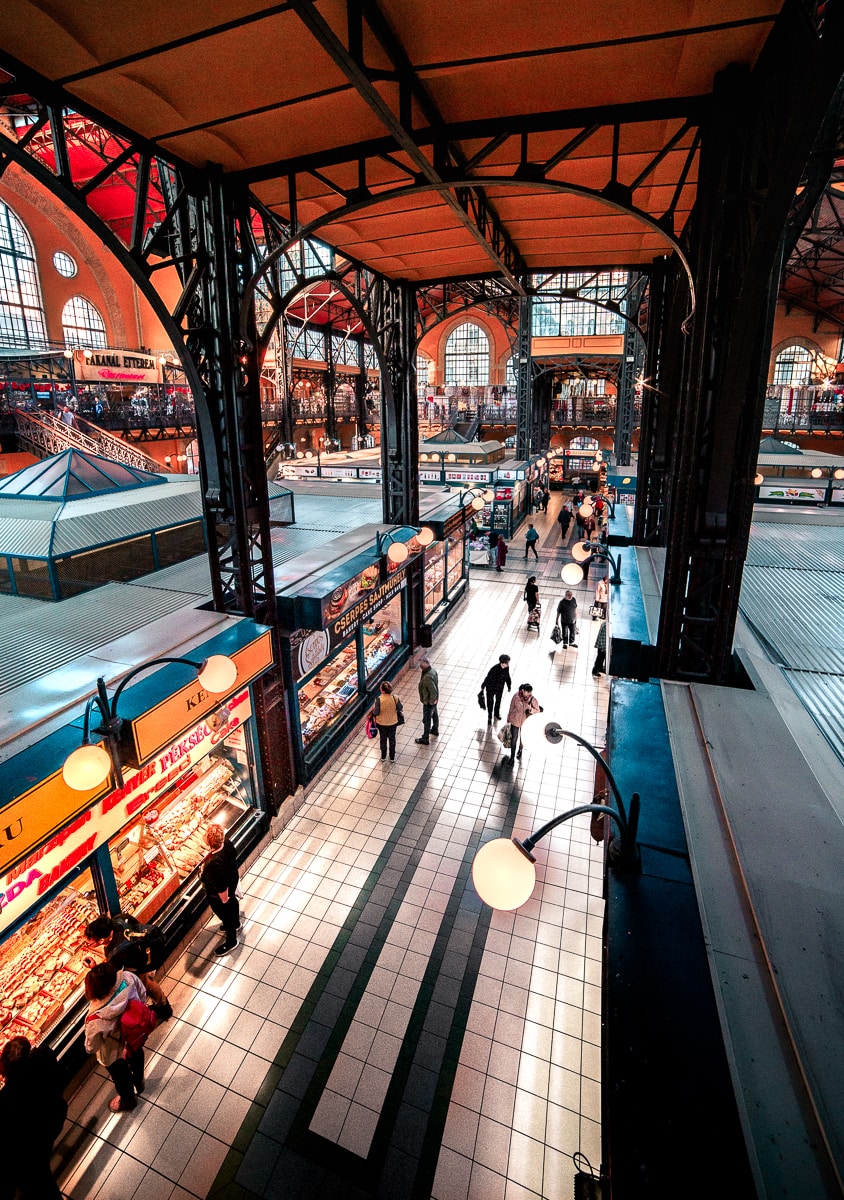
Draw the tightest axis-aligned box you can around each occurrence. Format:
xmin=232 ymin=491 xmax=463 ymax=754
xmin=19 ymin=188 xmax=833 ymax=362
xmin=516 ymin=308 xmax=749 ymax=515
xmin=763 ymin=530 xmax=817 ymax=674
xmin=481 ymin=654 xmax=512 ymax=724
xmin=556 ymin=590 xmax=579 ymax=648
xmin=0 ymin=1036 xmax=67 ymax=1199
xmin=415 ymin=656 xmax=439 ymax=745
xmin=201 ymin=824 xmax=240 ymax=955
xmin=84 ymin=913 xmax=172 ymax=1017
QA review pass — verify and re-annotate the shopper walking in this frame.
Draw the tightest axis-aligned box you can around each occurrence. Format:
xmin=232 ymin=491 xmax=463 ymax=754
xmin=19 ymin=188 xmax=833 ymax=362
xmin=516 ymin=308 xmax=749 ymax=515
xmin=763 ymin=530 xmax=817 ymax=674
xmin=523 ymin=575 xmax=539 ymax=613
xmin=488 ymin=528 xmax=499 ymax=567
xmin=593 ymin=620 xmax=608 ymax=677
xmin=372 ymin=679 xmax=403 ymax=761
xmin=556 ymin=589 xmax=578 ymax=647
xmin=594 ymin=574 xmax=609 ymax=620
xmin=0 ymin=1036 xmax=67 ymax=1198
xmin=505 ymin=683 xmax=542 ymax=763
xmin=415 ymin=656 xmax=439 ymax=745
xmin=201 ymin=823 xmax=240 ymax=955
xmin=557 ymin=499 xmax=573 ymax=539
xmin=495 ymin=535 xmax=508 ymax=571
xmin=524 ymin=523 xmax=540 ymax=560
xmin=84 ymin=913 xmax=172 ymax=1018
xmin=541 ymin=487 xmax=550 ymax=513
xmin=480 ymin=654 xmax=511 ymax=724
xmin=83 ymin=960 xmax=148 ymax=1113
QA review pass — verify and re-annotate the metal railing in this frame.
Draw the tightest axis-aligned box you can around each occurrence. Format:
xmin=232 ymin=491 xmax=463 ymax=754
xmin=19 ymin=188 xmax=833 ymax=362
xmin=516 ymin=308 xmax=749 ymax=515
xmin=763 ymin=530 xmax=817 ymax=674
xmin=13 ymin=409 xmax=164 ymax=473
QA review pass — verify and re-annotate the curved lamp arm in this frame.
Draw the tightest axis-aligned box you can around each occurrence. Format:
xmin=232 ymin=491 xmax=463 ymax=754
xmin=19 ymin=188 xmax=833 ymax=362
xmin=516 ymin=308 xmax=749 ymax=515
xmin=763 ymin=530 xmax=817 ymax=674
xmin=584 ymin=543 xmax=622 ymax=585
xmin=108 ymin=657 xmax=209 ymax=718
xmin=521 ymin=801 xmax=639 ymax=870
xmin=553 ymin=728 xmax=628 ymax=824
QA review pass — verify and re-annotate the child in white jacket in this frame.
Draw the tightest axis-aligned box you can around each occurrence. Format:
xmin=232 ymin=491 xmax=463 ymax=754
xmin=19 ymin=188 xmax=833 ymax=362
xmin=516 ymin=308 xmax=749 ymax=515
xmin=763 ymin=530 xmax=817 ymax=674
xmin=84 ymin=960 xmax=148 ymax=1112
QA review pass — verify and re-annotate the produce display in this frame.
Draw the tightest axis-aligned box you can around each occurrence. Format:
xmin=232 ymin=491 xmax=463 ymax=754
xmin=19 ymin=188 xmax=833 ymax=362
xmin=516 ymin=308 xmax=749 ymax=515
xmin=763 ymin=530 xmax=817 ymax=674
xmin=0 ymin=877 xmax=98 ymax=1051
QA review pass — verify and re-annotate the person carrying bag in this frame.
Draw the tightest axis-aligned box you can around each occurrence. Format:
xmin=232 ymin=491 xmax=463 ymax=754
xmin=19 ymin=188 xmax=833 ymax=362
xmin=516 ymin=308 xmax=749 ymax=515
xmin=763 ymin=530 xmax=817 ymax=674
xmin=372 ymin=679 xmax=402 ymax=762
xmin=84 ymin=960 xmax=151 ymax=1113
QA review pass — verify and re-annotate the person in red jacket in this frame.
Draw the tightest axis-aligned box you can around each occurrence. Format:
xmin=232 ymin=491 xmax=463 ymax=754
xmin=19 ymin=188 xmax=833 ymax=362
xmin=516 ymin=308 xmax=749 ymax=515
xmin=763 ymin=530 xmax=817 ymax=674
xmin=495 ymin=535 xmax=508 ymax=572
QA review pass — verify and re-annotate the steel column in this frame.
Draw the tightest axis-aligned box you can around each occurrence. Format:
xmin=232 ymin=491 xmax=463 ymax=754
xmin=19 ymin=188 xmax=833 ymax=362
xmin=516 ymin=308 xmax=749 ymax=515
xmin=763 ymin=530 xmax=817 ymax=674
xmin=656 ymin=0 xmax=844 ymax=682
xmin=516 ymin=296 xmax=532 ymax=459
xmin=376 ymin=278 xmax=419 ymax=527
xmin=613 ymin=277 xmax=646 ymax=466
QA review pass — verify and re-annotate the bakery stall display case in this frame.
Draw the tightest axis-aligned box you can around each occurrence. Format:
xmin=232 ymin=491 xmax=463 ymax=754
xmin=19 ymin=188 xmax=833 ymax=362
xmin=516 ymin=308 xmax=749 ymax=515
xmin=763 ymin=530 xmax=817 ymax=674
xmin=298 ymin=638 xmax=359 ymax=749
xmin=423 ymin=539 xmax=445 ymax=618
xmin=0 ymin=870 xmax=98 ymax=1055
xmin=420 ymin=505 xmax=469 ymax=626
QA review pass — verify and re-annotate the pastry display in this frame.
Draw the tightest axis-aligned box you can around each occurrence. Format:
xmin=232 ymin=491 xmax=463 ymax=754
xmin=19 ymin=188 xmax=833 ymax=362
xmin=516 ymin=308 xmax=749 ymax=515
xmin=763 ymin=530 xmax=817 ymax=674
xmin=299 ymin=642 xmax=359 ymax=747
xmin=113 ymin=756 xmax=245 ymax=916
xmin=0 ymin=876 xmax=99 ymax=1052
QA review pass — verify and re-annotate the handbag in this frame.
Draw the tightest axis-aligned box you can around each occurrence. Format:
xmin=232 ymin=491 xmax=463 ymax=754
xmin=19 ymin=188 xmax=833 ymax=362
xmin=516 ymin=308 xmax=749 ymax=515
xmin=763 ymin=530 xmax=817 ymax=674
xmin=589 ymin=604 xmax=604 ymax=619
xmin=477 ymin=689 xmax=487 ymax=710
xmin=365 ymin=712 xmax=377 ymax=739
xmin=550 ymin=625 xmax=562 ymax=644
xmin=497 ymin=725 xmax=512 ymax=748
xmin=396 ymin=701 xmax=405 ymax=726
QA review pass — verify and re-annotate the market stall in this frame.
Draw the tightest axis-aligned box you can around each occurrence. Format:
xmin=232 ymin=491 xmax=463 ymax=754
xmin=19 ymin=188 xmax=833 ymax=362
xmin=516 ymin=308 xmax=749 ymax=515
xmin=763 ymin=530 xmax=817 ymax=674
xmin=0 ymin=620 xmax=273 ymax=1060
xmin=277 ymin=526 xmax=428 ymax=780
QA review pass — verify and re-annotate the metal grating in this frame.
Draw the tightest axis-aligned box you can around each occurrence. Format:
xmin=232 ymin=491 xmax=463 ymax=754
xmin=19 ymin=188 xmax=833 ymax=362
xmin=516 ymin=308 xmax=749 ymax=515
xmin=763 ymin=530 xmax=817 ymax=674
xmin=783 ymin=670 xmax=844 ymax=767
xmin=740 ymin=566 xmax=844 ymax=674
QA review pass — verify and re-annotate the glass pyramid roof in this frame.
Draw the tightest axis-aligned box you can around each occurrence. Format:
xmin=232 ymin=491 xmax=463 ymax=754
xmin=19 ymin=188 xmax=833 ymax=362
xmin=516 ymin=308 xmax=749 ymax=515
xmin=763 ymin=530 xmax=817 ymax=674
xmin=0 ymin=449 xmax=164 ymax=501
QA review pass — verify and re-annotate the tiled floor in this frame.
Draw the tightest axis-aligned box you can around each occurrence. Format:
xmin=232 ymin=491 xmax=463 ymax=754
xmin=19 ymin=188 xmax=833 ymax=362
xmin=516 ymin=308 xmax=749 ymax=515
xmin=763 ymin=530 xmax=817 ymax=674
xmin=56 ymin=497 xmax=609 ymax=1199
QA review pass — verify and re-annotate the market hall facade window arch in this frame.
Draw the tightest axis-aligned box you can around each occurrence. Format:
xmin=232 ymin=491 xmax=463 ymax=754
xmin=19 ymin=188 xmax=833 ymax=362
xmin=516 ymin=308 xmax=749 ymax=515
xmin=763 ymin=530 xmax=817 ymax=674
xmin=61 ymin=295 xmax=108 ymax=349
xmin=444 ymin=322 xmax=490 ymax=386
xmin=0 ymin=199 xmax=48 ymax=350
xmin=773 ymin=344 xmax=814 ymax=386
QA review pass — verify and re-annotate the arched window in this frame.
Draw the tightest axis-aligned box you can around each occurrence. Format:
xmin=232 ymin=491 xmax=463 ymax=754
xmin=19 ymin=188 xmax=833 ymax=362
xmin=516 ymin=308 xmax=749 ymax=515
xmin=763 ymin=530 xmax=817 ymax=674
xmin=444 ymin=323 xmax=489 ymax=386
xmin=416 ymin=354 xmax=431 ymax=389
xmin=0 ymin=200 xmax=48 ymax=349
xmin=506 ymin=356 xmax=518 ymax=389
xmin=62 ymin=296 xmax=107 ymax=349
xmin=773 ymin=345 xmax=814 ymax=386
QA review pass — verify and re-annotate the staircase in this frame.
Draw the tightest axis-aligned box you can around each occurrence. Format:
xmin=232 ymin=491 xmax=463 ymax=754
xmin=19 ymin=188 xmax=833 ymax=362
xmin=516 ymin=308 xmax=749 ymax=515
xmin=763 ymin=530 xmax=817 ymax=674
xmin=12 ymin=409 xmax=163 ymax=473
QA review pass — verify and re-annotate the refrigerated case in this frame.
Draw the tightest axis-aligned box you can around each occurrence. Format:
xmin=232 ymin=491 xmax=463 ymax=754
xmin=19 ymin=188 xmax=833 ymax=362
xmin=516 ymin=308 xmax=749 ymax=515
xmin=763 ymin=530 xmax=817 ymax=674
xmin=420 ymin=508 xmax=468 ymax=624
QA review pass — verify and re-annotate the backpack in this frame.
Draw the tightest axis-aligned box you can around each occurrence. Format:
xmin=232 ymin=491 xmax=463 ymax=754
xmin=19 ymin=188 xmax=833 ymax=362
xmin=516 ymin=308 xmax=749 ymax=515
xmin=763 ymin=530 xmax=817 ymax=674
xmin=111 ymin=914 xmax=167 ymax=973
xmin=120 ymin=998 xmax=158 ymax=1054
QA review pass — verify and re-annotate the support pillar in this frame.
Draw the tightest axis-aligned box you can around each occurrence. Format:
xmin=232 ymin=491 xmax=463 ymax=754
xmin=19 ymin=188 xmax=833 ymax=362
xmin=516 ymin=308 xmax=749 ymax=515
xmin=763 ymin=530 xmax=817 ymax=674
xmin=516 ymin=296 xmax=532 ymax=460
xmin=324 ymin=327 xmax=338 ymax=444
xmin=657 ymin=1 xmax=844 ymax=682
xmin=614 ymin=278 xmax=646 ymax=467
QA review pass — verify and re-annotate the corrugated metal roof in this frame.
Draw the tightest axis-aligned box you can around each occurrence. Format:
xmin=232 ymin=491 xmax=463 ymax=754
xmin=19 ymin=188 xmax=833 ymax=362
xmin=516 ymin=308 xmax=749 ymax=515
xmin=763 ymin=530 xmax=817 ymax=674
xmin=783 ymin=670 xmax=844 ymax=766
xmin=746 ymin=522 xmax=844 ymax=572
xmin=129 ymin=556 xmax=212 ymax=596
xmin=0 ymin=518 xmax=54 ymax=558
xmin=0 ymin=581 xmax=207 ymax=696
xmin=740 ymin=565 xmax=844 ymax=673
xmin=287 ymin=492 xmax=381 ymax=532
xmin=0 ymin=594 xmax=40 ymax=616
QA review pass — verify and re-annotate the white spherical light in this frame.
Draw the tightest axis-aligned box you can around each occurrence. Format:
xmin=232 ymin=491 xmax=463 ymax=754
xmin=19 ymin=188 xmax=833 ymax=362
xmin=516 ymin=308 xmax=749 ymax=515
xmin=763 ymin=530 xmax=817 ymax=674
xmin=834 ymin=468 xmax=844 ymax=481
xmin=811 ymin=467 xmax=824 ymax=479
xmin=472 ymin=838 xmax=537 ymax=910
xmin=416 ymin=526 xmax=435 ymax=546
xmin=571 ymin=540 xmax=592 ymax=563
xmin=561 ymin=563 xmax=584 ymax=585
xmin=62 ymin=742 xmax=112 ymax=791
xmin=198 ymin=655 xmax=238 ymax=693
xmin=519 ymin=712 xmax=566 ymax=756
xmin=578 ymin=502 xmax=593 ymax=519
xmin=386 ymin=540 xmax=409 ymax=564
xmin=754 ymin=472 xmax=764 ymax=486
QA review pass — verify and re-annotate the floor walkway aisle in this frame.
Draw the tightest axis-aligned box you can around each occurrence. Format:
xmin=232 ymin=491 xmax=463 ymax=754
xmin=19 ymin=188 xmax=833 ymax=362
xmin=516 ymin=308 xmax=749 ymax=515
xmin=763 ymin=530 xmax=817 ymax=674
xmin=58 ymin=506 xmax=609 ymax=1200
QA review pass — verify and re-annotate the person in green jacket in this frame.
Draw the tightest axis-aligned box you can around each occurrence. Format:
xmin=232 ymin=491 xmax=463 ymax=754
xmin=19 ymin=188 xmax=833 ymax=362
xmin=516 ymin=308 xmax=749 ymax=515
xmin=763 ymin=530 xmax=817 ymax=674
xmin=593 ymin=620 xmax=607 ymax=677
xmin=415 ymin=656 xmax=439 ymax=745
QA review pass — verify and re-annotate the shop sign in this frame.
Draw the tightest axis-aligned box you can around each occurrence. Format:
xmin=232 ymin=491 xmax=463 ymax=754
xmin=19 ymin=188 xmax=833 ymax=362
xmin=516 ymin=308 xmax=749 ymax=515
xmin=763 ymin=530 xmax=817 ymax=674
xmin=73 ymin=349 xmax=163 ymax=385
xmin=832 ymin=488 xmax=844 ymax=505
xmin=445 ymin=470 xmax=492 ymax=482
xmin=497 ymin=468 xmax=526 ymax=481
xmin=759 ymin=484 xmax=826 ymax=502
xmin=419 ymin=470 xmax=442 ymax=481
xmin=0 ymin=692 xmax=251 ymax=932
xmin=326 ymin=570 xmax=407 ymax=639
xmin=0 ymin=775 xmax=103 ymax=882
xmin=124 ymin=630 xmax=273 ymax=767
xmin=359 ymin=468 xmax=382 ymax=478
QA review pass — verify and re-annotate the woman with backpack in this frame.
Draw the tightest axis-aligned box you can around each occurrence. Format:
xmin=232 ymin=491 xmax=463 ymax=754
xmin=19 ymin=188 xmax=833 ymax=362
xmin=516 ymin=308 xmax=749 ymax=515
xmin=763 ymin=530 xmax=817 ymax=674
xmin=84 ymin=960 xmax=150 ymax=1113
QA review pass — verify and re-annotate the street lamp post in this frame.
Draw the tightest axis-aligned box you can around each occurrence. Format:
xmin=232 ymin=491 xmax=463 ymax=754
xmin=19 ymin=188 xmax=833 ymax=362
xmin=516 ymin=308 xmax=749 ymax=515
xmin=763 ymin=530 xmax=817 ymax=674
xmin=562 ymin=540 xmax=623 ymax=587
xmin=472 ymin=723 xmax=640 ymax=910
xmin=62 ymin=654 xmax=238 ymax=791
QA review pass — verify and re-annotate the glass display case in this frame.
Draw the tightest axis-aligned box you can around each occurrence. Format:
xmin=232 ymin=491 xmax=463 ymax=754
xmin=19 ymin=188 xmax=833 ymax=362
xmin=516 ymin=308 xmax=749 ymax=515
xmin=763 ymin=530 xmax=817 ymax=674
xmin=447 ymin=531 xmax=466 ymax=595
xmin=108 ymin=751 xmax=249 ymax=920
xmin=423 ymin=539 xmax=446 ymax=617
xmin=0 ymin=870 xmax=98 ymax=1053
xmin=299 ymin=639 xmax=359 ymax=748
xmin=363 ymin=592 xmax=403 ymax=679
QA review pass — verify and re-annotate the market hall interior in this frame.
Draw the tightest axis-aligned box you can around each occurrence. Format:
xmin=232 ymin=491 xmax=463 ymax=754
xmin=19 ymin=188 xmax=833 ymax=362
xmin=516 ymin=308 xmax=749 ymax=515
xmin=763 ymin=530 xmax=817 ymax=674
xmin=1 ymin=2 xmax=844 ymax=1199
